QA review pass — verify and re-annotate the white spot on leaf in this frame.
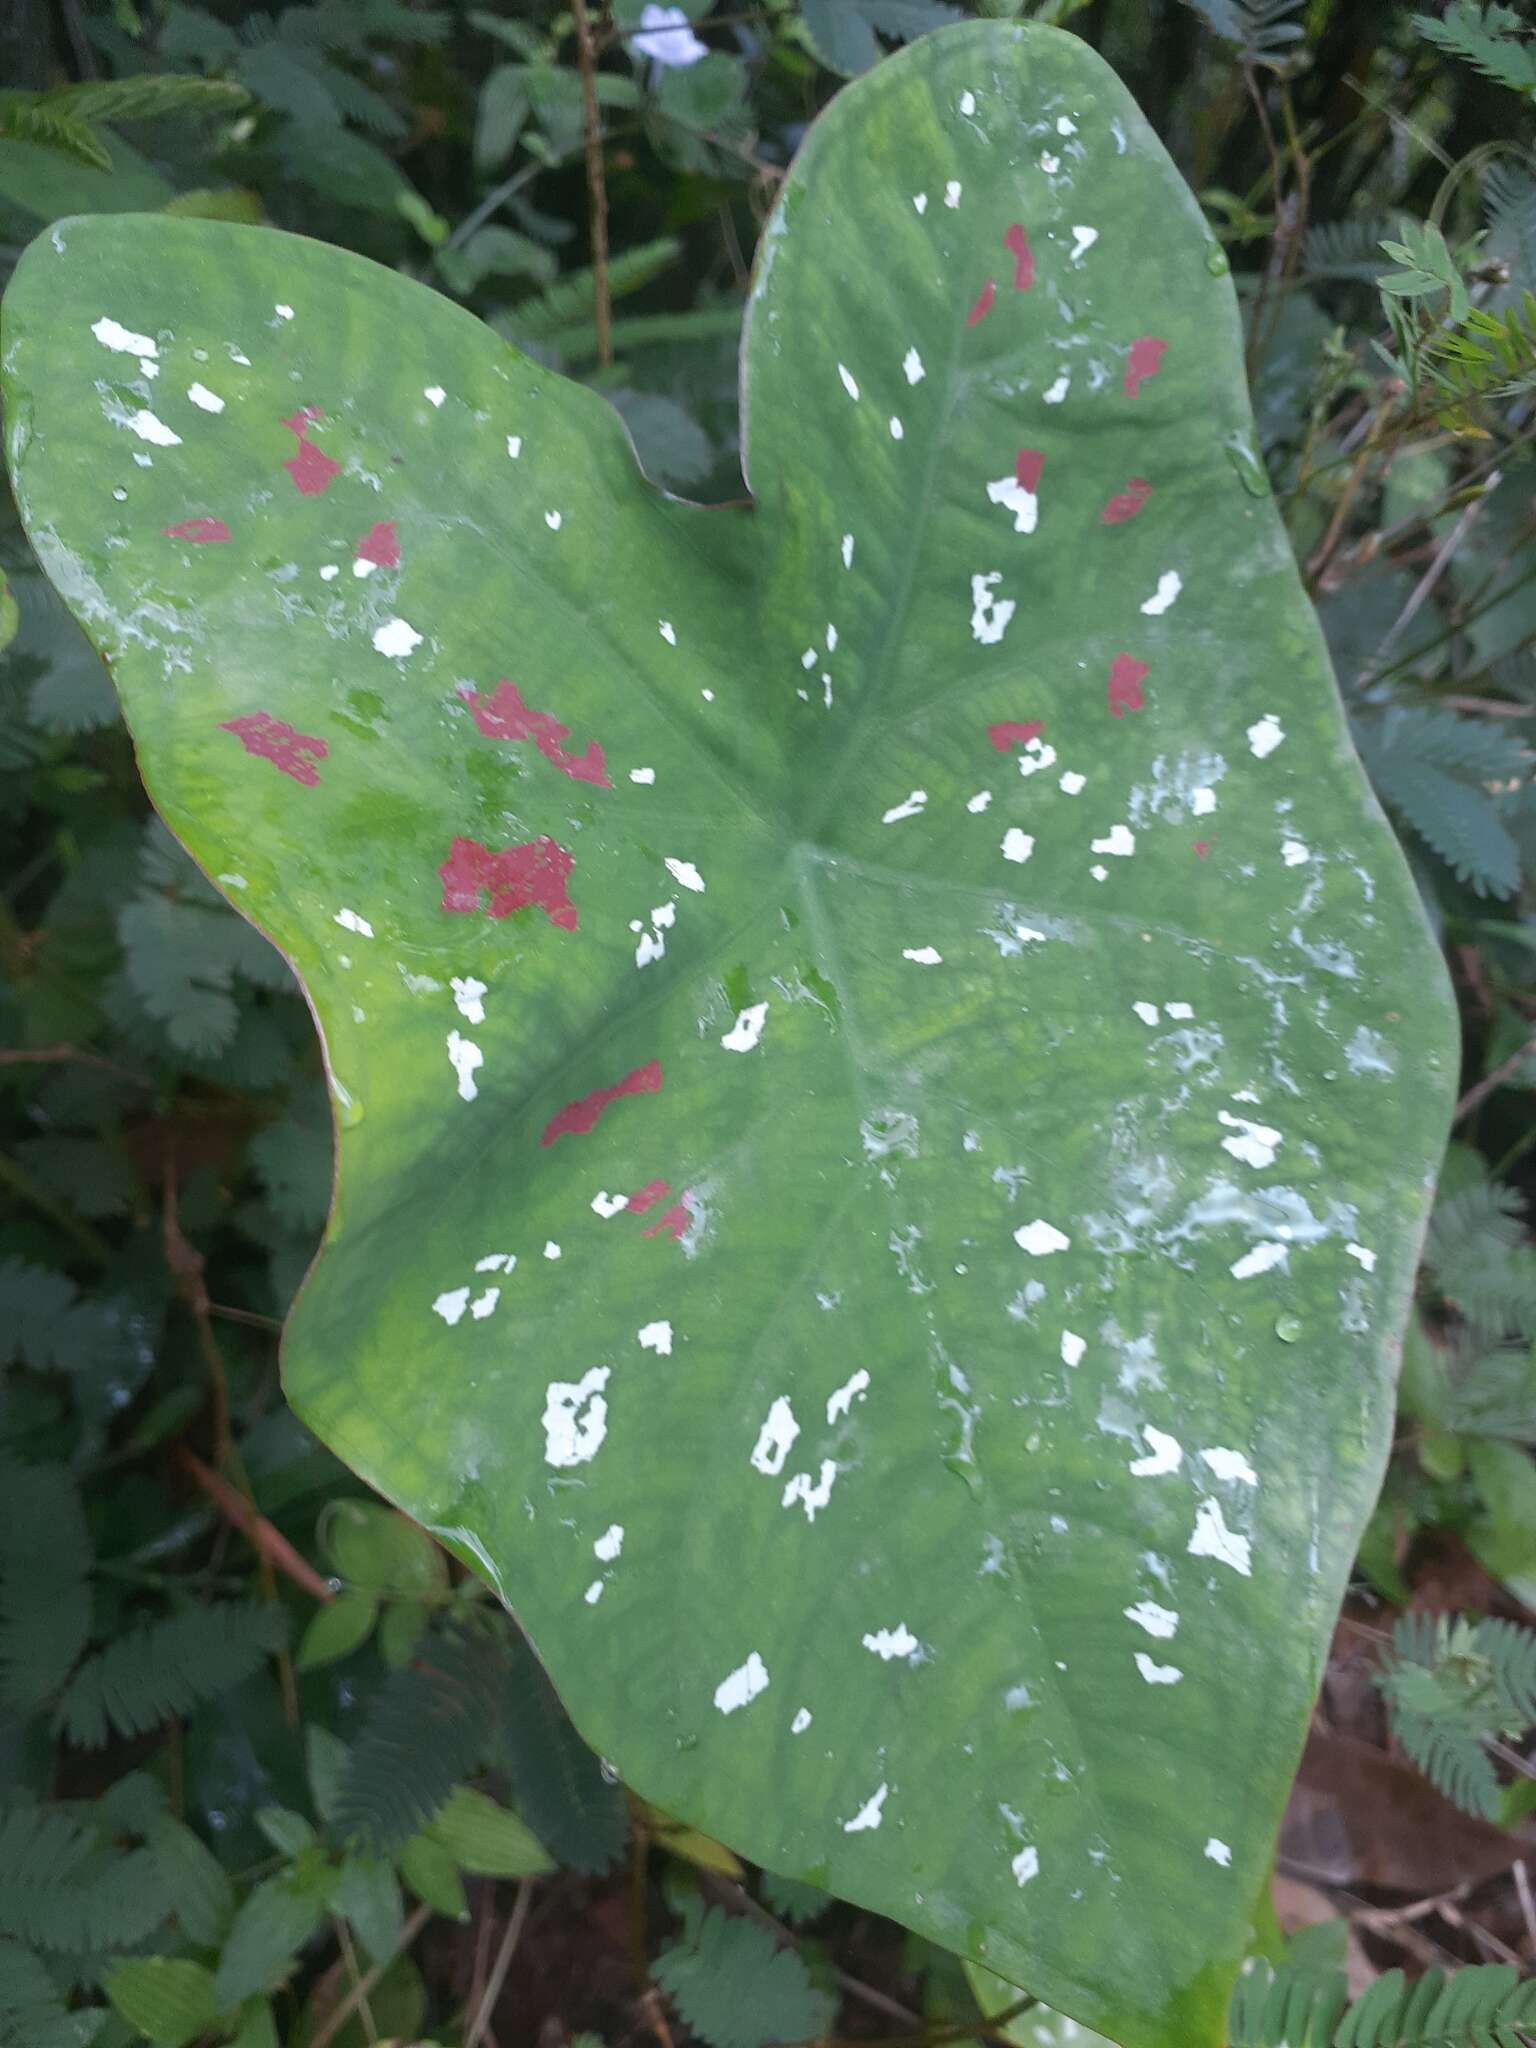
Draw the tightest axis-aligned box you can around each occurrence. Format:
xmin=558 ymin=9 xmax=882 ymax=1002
xmin=750 ymin=1397 xmax=799 ymax=1476
xmin=1129 ymin=1427 xmax=1182 ymax=1478
xmin=721 ymin=1002 xmax=768 ymax=1052
xmin=1189 ymin=1497 xmax=1252 ymax=1575
xmin=1014 ymin=1219 xmax=1069 ymax=1256
xmin=543 ymin=1367 xmax=610 ymax=1468
xmin=714 ymin=1651 xmax=769 ymax=1714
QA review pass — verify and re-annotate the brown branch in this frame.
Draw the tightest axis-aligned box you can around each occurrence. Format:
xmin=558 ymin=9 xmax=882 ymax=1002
xmin=1453 ymin=1034 xmax=1536 ymax=1125
xmin=161 ymin=1144 xmax=301 ymax=1721
xmin=177 ymin=1446 xmax=332 ymax=1603
xmin=570 ymin=0 xmax=612 ymax=369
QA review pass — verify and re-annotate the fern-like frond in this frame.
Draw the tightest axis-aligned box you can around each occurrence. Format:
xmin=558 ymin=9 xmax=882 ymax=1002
xmin=0 ymin=1461 xmax=93 ymax=1712
xmin=652 ymin=1900 xmax=836 ymax=2048
xmin=1377 ymin=1611 xmax=1536 ymax=1819
xmin=334 ymin=1621 xmax=505 ymax=1853
xmin=0 ymin=95 xmax=108 ymax=171
xmin=1353 ymin=707 xmax=1524 ymax=899
xmin=1425 ymin=1178 xmax=1536 ymax=1337
xmin=37 ymin=76 xmax=250 ymax=125
xmin=499 ymin=238 xmax=683 ymax=347
xmin=1305 ymin=216 xmax=1405 ymax=282
xmin=496 ymin=1629 xmax=627 ymax=1874
xmin=1485 ymin=160 xmax=1536 ymax=290
xmin=0 ymin=1938 xmax=103 ymax=2048
xmin=1178 ymin=0 xmax=1305 ymax=61
xmin=56 ymin=1601 xmax=286 ymax=1748
xmin=1414 ymin=3 xmax=1536 ymax=94
xmin=0 ymin=1806 xmax=172 ymax=1954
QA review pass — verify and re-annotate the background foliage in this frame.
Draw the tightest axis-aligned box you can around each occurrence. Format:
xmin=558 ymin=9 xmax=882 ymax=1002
xmin=0 ymin=0 xmax=1534 ymax=2042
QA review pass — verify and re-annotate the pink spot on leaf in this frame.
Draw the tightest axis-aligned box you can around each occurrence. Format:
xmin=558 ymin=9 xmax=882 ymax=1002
xmin=281 ymin=407 xmax=341 ymax=496
xmin=1004 ymin=224 xmax=1034 ymax=291
xmin=966 ymin=279 xmax=997 ymax=327
xmin=164 ymin=518 xmax=230 ymax=544
xmin=1101 ymin=478 xmax=1152 ymax=524
xmin=437 ymin=835 xmax=578 ymax=931
xmin=1107 ymin=654 xmax=1148 ymax=719
xmin=1194 ymin=841 xmax=1210 ymax=858
xmin=627 ymin=1180 xmax=671 ymax=1214
xmin=987 ymin=720 xmax=1045 ymax=752
xmin=460 ymin=680 xmax=610 ymax=789
xmin=219 ymin=712 xmax=327 ymax=787
xmin=355 ymin=520 xmax=400 ymax=568
xmin=541 ymin=1060 xmax=663 ymax=1148
xmin=1123 ymin=337 xmax=1167 ymax=399
xmin=1014 ymin=448 xmax=1045 ymax=494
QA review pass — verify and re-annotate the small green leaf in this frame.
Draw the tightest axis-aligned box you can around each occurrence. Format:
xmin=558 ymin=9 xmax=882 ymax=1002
xmin=425 ymin=1785 xmax=554 ymax=1877
xmin=396 ymin=1832 xmax=468 ymax=1919
xmin=322 ymin=1500 xmax=446 ymax=1597
xmin=147 ymin=1813 xmax=236 ymax=1948
xmin=297 ymin=1588 xmax=379 ymax=1671
xmin=214 ymin=1875 xmax=326 ymax=2009
xmin=255 ymin=1804 xmax=320 ymax=1858
xmin=103 ymin=1957 xmax=219 ymax=2048
xmin=307 ymin=1726 xmax=352 ymax=1827
xmin=375 ymin=1596 xmax=427 ymax=1668
xmin=332 ymin=1852 xmax=405 ymax=1966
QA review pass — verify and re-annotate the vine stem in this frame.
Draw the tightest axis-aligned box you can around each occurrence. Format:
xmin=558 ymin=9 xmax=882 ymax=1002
xmin=464 ymin=1878 xmax=535 ymax=2047
xmin=309 ymin=1904 xmax=433 ymax=2048
xmin=570 ymin=0 xmax=613 ymax=370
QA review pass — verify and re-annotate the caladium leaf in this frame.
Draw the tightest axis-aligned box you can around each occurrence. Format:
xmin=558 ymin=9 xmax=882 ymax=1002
xmin=2 ymin=23 xmax=1455 ymax=2046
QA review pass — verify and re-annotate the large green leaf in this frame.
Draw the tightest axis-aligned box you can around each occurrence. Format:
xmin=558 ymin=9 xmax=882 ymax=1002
xmin=1 ymin=23 xmax=1455 ymax=2045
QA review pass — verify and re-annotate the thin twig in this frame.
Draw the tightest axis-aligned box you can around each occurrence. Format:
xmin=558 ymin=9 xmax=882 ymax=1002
xmin=1453 ymin=1035 xmax=1536 ymax=1125
xmin=333 ymin=1917 xmax=378 ymax=2045
xmin=0 ymin=1043 xmax=148 ymax=1083
xmin=310 ymin=1903 xmax=433 ymax=2048
xmin=177 ymin=1446 xmax=333 ymax=1603
xmin=1354 ymin=484 xmax=1494 ymax=689
xmin=207 ymin=1301 xmax=285 ymax=1334
xmin=162 ymin=1147 xmax=300 ymax=1722
xmin=570 ymin=0 xmax=613 ymax=370
xmin=465 ymin=1878 xmax=535 ymax=2048
xmin=1513 ymin=1861 xmax=1536 ymax=1956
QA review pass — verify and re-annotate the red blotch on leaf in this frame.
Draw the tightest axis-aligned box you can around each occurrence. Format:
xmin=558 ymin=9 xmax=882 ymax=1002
xmin=622 ymin=1181 xmax=690 ymax=1238
xmin=219 ymin=712 xmax=327 ymax=786
xmin=281 ymin=407 xmax=341 ymax=497
xmin=1004 ymin=224 xmax=1034 ymax=291
xmin=437 ymin=834 xmax=578 ymax=931
xmin=1194 ymin=841 xmax=1210 ymax=859
xmin=643 ymin=1198 xmax=691 ymax=1242
xmin=164 ymin=518 xmax=230 ymax=545
xmin=1014 ymin=448 xmax=1045 ymax=494
xmin=1123 ymin=336 xmax=1167 ymax=399
xmin=966 ymin=279 xmax=997 ymax=327
xmin=355 ymin=520 xmax=400 ymax=569
xmin=541 ymin=1060 xmax=663 ymax=1148
xmin=987 ymin=720 xmax=1045 ymax=752
xmin=1107 ymin=654 xmax=1148 ymax=719
xmin=459 ymin=680 xmax=610 ymax=789
xmin=1101 ymin=478 xmax=1152 ymax=524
